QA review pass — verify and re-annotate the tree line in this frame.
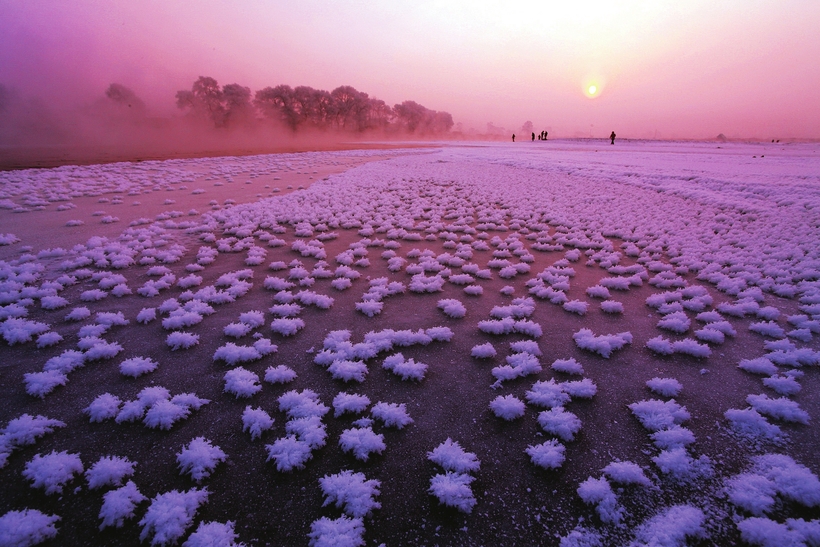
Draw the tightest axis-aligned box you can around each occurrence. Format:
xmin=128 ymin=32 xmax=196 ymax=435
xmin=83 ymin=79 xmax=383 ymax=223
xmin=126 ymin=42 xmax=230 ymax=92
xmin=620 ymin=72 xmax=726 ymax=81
xmin=168 ymin=76 xmax=453 ymax=134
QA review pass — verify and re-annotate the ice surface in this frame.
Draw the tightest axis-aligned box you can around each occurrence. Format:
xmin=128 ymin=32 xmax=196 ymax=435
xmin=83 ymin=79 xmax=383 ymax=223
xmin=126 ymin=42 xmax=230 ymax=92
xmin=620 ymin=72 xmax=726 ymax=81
xmin=2 ymin=143 xmax=820 ymax=544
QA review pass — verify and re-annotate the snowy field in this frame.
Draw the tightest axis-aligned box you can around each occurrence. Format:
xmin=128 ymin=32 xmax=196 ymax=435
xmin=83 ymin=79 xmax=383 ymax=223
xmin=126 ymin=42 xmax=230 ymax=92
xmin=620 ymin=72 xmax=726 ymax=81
xmin=0 ymin=140 xmax=819 ymax=546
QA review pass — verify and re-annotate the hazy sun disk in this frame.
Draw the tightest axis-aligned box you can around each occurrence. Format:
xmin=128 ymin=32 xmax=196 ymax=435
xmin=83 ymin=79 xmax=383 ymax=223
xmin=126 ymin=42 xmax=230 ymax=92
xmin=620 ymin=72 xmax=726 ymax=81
xmin=584 ymin=80 xmax=602 ymax=99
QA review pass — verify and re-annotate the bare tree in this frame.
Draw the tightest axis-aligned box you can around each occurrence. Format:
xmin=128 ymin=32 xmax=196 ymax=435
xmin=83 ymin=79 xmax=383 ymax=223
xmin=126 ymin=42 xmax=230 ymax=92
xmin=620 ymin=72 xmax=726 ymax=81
xmin=105 ymin=83 xmax=146 ymax=114
xmin=176 ymin=76 xmax=227 ymax=127
xmin=331 ymin=86 xmax=371 ymax=131
xmin=222 ymin=83 xmax=253 ymax=127
xmin=254 ymin=85 xmax=299 ymax=130
xmin=177 ymin=77 xmax=454 ymax=135
xmin=394 ymin=101 xmax=453 ymax=134
xmin=394 ymin=100 xmax=426 ymax=132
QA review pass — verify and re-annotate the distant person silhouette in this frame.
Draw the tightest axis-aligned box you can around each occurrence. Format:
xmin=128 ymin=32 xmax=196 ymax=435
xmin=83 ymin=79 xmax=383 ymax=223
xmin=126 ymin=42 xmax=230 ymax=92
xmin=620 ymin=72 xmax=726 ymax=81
xmin=544 ymin=131 xmax=548 ymax=140
xmin=512 ymin=134 xmax=515 ymax=142
xmin=610 ymin=131 xmax=616 ymax=145
xmin=532 ymin=132 xmax=535 ymax=141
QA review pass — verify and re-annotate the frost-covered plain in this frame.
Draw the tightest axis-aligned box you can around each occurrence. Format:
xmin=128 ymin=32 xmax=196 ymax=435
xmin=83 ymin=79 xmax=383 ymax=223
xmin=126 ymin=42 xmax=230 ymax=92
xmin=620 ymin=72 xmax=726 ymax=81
xmin=1 ymin=141 xmax=819 ymax=546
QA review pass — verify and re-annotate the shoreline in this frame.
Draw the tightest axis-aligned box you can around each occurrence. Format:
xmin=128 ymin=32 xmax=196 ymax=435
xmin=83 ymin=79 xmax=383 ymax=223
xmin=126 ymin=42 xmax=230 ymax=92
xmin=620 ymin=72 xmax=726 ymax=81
xmin=0 ymin=141 xmax=437 ymax=171
xmin=5 ymin=137 xmax=815 ymax=172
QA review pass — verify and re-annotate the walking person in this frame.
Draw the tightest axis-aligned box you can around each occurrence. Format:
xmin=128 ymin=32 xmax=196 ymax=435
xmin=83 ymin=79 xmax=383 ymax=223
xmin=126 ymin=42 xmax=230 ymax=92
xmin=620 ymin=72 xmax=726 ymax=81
xmin=512 ymin=134 xmax=515 ymax=142
xmin=610 ymin=131 xmax=616 ymax=145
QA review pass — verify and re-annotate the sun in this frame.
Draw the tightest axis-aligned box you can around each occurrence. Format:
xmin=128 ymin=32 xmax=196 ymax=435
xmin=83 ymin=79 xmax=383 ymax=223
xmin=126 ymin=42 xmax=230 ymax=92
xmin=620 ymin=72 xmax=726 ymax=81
xmin=583 ymin=77 xmax=604 ymax=99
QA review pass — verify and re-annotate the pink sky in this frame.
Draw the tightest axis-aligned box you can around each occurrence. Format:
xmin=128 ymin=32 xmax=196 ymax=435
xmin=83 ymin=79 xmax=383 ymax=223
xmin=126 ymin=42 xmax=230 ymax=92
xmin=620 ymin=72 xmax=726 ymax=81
xmin=2 ymin=0 xmax=819 ymax=139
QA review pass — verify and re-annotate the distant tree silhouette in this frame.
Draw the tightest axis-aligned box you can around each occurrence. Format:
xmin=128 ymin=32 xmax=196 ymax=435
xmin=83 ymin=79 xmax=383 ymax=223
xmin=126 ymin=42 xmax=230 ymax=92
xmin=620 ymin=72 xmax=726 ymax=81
xmin=393 ymin=101 xmax=426 ymax=133
xmin=332 ymin=86 xmax=383 ymax=131
xmin=292 ymin=86 xmax=322 ymax=128
xmin=221 ymin=83 xmax=253 ymax=126
xmin=0 ymin=84 xmax=8 ymax=115
xmin=176 ymin=76 xmax=227 ymax=127
xmin=254 ymin=85 xmax=298 ymax=130
xmin=179 ymin=76 xmax=453 ymax=135
xmin=105 ymin=83 xmax=146 ymax=113
xmin=394 ymin=101 xmax=453 ymax=134
xmin=367 ymin=98 xmax=394 ymax=130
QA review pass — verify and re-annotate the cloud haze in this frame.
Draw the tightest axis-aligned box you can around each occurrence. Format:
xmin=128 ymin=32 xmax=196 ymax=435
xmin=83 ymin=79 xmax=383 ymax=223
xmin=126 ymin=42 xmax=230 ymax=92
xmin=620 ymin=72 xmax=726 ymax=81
xmin=1 ymin=0 xmax=818 ymax=141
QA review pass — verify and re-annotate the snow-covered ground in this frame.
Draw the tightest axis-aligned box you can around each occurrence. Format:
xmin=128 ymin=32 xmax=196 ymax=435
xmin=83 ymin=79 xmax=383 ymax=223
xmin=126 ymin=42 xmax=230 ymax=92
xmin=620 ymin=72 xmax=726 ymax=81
xmin=0 ymin=140 xmax=819 ymax=546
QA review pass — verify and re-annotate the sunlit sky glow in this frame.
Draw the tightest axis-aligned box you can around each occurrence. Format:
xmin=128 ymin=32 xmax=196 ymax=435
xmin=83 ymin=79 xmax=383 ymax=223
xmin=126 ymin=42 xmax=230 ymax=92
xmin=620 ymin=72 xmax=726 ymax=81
xmin=1 ymin=0 xmax=819 ymax=139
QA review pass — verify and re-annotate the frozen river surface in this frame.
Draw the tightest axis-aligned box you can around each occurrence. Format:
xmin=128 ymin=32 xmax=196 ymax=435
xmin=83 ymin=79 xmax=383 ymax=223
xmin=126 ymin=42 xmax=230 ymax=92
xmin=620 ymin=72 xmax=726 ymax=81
xmin=0 ymin=140 xmax=819 ymax=546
